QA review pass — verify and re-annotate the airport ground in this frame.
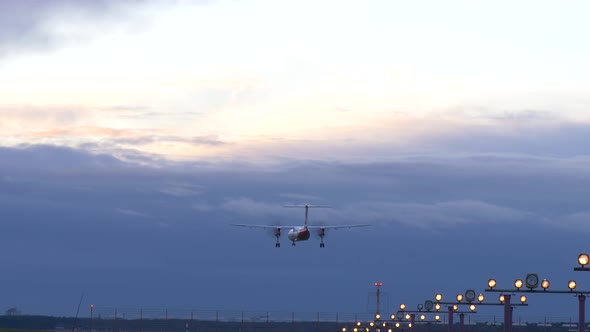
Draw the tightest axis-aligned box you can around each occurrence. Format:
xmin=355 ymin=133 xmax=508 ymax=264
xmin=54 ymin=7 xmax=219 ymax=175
xmin=0 ymin=315 xmax=588 ymax=332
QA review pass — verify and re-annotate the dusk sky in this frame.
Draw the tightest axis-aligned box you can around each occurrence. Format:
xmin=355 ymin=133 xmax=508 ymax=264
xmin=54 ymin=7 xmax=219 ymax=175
xmin=1 ymin=0 xmax=590 ymax=323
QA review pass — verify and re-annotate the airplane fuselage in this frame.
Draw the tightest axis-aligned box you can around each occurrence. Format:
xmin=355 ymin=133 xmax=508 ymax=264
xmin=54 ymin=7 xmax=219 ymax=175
xmin=288 ymin=227 xmax=310 ymax=242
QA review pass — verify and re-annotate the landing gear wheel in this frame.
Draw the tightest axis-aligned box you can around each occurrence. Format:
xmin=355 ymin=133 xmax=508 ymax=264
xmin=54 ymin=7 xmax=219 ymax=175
xmin=292 ymin=242 xmax=296 ymax=246
xmin=320 ymin=243 xmax=325 ymax=248
xmin=275 ymin=243 xmax=280 ymax=248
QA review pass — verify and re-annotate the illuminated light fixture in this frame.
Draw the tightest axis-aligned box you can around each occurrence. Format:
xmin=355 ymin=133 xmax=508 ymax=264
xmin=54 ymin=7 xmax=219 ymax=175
xmin=477 ymin=294 xmax=485 ymax=303
xmin=374 ymin=282 xmax=383 ymax=287
xmin=388 ymin=329 xmax=392 ymax=332
xmin=382 ymin=322 xmax=387 ymax=327
xmin=390 ymin=314 xmax=396 ymax=321
xmin=417 ymin=304 xmax=423 ymax=311
xmin=435 ymin=293 xmax=443 ymax=302
xmin=469 ymin=304 xmax=476 ymax=312
xmin=342 ymin=328 xmax=347 ymax=332
xmin=541 ymin=279 xmax=550 ymax=290
xmin=456 ymin=294 xmax=464 ymax=302
xmin=408 ymin=323 xmax=413 ymax=328
xmin=453 ymin=305 xmax=458 ymax=311
xmin=579 ymin=253 xmax=590 ymax=268
xmin=375 ymin=314 xmax=381 ymax=320
xmin=366 ymin=328 xmax=369 ymax=332
xmin=520 ymin=295 xmax=527 ymax=304
xmin=354 ymin=328 xmax=358 ymax=332
xmin=357 ymin=322 xmax=362 ymax=327
xmin=424 ymin=300 xmax=434 ymax=311
xmin=514 ymin=279 xmax=523 ymax=289
xmin=488 ymin=279 xmax=497 ymax=289
xmin=420 ymin=315 xmax=425 ymax=320
xmin=405 ymin=314 xmax=410 ymax=320
xmin=435 ymin=303 xmax=441 ymax=311
xmin=435 ymin=315 xmax=441 ymax=321
xmin=465 ymin=290 xmax=476 ymax=303
xmin=499 ymin=295 xmax=505 ymax=303
xmin=370 ymin=322 xmax=375 ymax=327
xmin=395 ymin=323 xmax=401 ymax=328
xmin=569 ymin=280 xmax=577 ymax=290
xmin=525 ymin=273 xmax=539 ymax=289
xmin=400 ymin=304 xmax=406 ymax=311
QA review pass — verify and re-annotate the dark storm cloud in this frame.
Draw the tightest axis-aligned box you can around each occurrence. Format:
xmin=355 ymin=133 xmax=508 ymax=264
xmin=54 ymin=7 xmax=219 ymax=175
xmin=2 ymin=144 xmax=590 ymax=318
xmin=0 ymin=0 xmax=148 ymax=57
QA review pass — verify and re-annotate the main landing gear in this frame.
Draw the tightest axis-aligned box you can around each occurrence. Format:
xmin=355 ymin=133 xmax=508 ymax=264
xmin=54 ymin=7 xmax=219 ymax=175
xmin=274 ymin=227 xmax=281 ymax=248
xmin=319 ymin=227 xmax=326 ymax=248
xmin=291 ymin=241 xmax=296 ymax=246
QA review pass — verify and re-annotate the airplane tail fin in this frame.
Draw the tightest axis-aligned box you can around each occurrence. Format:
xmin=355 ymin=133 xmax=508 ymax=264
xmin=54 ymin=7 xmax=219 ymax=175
xmin=283 ymin=204 xmax=331 ymax=228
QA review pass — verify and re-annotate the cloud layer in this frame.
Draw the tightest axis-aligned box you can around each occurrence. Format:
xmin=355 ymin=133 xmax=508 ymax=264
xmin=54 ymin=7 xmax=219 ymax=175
xmin=1 ymin=145 xmax=590 ymax=318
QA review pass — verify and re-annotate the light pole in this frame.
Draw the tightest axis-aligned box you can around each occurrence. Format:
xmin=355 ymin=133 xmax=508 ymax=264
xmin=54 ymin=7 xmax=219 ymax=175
xmin=375 ymin=281 xmax=384 ymax=317
xmin=574 ymin=253 xmax=590 ymax=332
xmin=90 ymin=304 xmax=94 ymax=332
xmin=487 ymin=274 xmax=590 ymax=332
xmin=434 ymin=290 xmax=522 ymax=332
xmin=392 ymin=303 xmax=444 ymax=332
xmin=433 ymin=292 xmax=480 ymax=332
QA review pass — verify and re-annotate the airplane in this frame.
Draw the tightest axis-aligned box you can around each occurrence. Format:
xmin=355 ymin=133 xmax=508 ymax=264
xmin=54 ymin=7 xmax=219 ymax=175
xmin=230 ymin=204 xmax=369 ymax=248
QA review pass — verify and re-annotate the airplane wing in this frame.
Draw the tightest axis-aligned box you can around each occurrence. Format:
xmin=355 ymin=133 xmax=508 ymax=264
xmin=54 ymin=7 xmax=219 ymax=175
xmin=230 ymin=224 xmax=297 ymax=229
xmin=307 ymin=224 xmax=370 ymax=229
